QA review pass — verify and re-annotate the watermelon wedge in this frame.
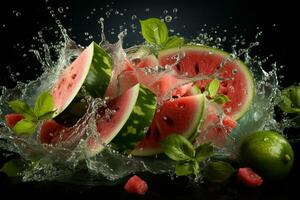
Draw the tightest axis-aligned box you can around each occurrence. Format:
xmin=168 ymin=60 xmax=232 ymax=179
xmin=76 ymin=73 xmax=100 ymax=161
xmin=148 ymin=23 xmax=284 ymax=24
xmin=51 ymin=42 xmax=112 ymax=117
xmin=158 ymin=45 xmax=255 ymax=120
xmin=131 ymin=94 xmax=207 ymax=156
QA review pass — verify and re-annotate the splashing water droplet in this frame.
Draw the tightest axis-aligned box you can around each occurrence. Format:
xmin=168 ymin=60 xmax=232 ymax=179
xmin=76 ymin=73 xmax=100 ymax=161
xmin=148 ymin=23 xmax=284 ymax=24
xmin=145 ymin=8 xmax=150 ymax=12
xmin=58 ymin=7 xmax=64 ymax=13
xmin=163 ymin=10 xmax=168 ymax=14
xmin=165 ymin=15 xmax=172 ymax=23
xmin=173 ymin=8 xmax=178 ymax=13
xmin=131 ymin=15 xmax=137 ymax=20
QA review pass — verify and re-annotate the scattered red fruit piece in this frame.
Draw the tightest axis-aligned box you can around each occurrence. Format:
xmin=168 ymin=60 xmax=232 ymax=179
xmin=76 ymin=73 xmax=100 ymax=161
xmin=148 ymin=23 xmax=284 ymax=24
xmin=124 ymin=175 xmax=148 ymax=195
xmin=5 ymin=113 xmax=24 ymax=127
xmin=237 ymin=167 xmax=263 ymax=187
xmin=40 ymin=120 xmax=64 ymax=144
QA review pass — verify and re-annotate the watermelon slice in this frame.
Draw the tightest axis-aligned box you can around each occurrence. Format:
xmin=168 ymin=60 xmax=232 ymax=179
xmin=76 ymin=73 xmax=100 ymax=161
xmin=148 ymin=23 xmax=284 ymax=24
xmin=131 ymin=94 xmax=207 ymax=156
xmin=158 ymin=45 xmax=255 ymax=120
xmin=51 ymin=42 xmax=112 ymax=117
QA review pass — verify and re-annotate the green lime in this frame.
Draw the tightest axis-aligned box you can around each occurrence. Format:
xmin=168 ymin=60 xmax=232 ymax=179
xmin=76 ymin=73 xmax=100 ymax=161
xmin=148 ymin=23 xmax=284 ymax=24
xmin=239 ymin=130 xmax=294 ymax=181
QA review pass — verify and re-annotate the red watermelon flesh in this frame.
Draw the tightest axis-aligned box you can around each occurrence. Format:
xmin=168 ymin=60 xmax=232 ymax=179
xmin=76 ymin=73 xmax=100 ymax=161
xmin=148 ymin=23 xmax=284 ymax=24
xmin=131 ymin=94 xmax=206 ymax=156
xmin=159 ymin=46 xmax=254 ymax=120
xmin=5 ymin=113 xmax=24 ymax=127
xmin=196 ymin=104 xmax=237 ymax=147
xmin=40 ymin=84 xmax=140 ymax=157
xmin=130 ymin=55 xmax=192 ymax=98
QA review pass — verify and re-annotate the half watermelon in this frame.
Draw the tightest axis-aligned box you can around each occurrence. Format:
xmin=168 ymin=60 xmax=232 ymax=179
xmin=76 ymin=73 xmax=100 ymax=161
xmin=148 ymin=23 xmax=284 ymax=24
xmin=158 ymin=45 xmax=255 ymax=120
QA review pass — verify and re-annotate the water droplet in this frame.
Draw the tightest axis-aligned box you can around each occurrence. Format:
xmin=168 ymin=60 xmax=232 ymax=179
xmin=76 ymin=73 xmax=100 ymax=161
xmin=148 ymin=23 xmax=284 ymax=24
xmin=2 ymin=24 xmax=6 ymax=28
xmin=15 ymin=11 xmax=21 ymax=17
xmin=84 ymin=32 xmax=89 ymax=36
xmin=22 ymin=53 xmax=27 ymax=57
xmin=163 ymin=10 xmax=168 ymax=14
xmin=165 ymin=15 xmax=172 ymax=23
xmin=66 ymin=6 xmax=69 ymax=10
xmin=106 ymin=11 xmax=110 ymax=17
xmin=173 ymin=8 xmax=178 ymax=13
xmin=86 ymin=16 xmax=90 ymax=19
xmin=131 ymin=15 xmax=137 ymax=20
xmin=263 ymin=137 xmax=269 ymax=142
xmin=15 ymin=72 xmax=20 ymax=76
xmin=115 ymin=10 xmax=119 ymax=15
xmin=145 ymin=8 xmax=150 ymax=12
xmin=88 ymin=35 xmax=93 ymax=39
xmin=58 ymin=7 xmax=64 ymax=13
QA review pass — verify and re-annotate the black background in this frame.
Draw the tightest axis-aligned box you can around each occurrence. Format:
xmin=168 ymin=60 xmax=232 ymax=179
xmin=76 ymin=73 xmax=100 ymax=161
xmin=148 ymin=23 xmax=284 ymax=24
xmin=0 ymin=0 xmax=299 ymax=199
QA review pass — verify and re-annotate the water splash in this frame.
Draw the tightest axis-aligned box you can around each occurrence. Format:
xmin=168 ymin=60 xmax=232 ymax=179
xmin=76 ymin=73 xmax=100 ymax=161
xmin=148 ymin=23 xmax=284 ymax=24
xmin=0 ymin=9 xmax=291 ymax=184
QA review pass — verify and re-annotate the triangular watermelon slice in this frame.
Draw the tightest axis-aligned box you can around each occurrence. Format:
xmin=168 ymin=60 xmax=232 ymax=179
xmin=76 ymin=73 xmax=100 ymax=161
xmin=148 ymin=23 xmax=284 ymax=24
xmin=131 ymin=94 xmax=207 ymax=156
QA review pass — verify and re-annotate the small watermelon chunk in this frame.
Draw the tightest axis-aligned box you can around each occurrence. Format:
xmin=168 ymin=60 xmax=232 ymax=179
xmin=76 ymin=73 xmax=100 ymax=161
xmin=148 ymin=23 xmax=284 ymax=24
xmin=237 ymin=167 xmax=263 ymax=187
xmin=158 ymin=46 xmax=255 ymax=120
xmin=5 ymin=114 xmax=24 ymax=127
xmin=40 ymin=120 xmax=65 ymax=144
xmin=131 ymin=94 xmax=207 ymax=156
xmin=124 ymin=175 xmax=148 ymax=195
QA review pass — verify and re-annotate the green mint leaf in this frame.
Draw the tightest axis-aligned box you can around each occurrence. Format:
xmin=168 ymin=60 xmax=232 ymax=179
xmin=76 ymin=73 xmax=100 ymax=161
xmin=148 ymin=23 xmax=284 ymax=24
xmin=203 ymin=161 xmax=235 ymax=183
xmin=195 ymin=143 xmax=214 ymax=162
xmin=34 ymin=92 xmax=55 ymax=118
xmin=213 ymin=94 xmax=230 ymax=104
xmin=140 ymin=18 xmax=168 ymax=46
xmin=207 ymin=79 xmax=220 ymax=98
xmin=38 ymin=111 xmax=56 ymax=120
xmin=8 ymin=100 xmax=35 ymax=119
xmin=0 ymin=159 xmax=26 ymax=177
xmin=13 ymin=119 xmax=37 ymax=135
xmin=163 ymin=36 xmax=184 ymax=49
xmin=279 ymin=86 xmax=300 ymax=114
xmin=175 ymin=161 xmax=195 ymax=176
xmin=161 ymin=134 xmax=195 ymax=161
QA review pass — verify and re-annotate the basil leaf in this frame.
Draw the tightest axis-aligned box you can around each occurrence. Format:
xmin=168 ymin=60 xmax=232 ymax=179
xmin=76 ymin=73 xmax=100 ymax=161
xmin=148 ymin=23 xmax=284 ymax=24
xmin=8 ymin=100 xmax=34 ymax=118
xmin=34 ymin=92 xmax=54 ymax=118
xmin=140 ymin=18 xmax=168 ymax=46
xmin=213 ymin=94 xmax=230 ymax=104
xmin=161 ymin=134 xmax=195 ymax=161
xmin=164 ymin=36 xmax=184 ymax=49
xmin=207 ymin=79 xmax=220 ymax=98
xmin=13 ymin=119 xmax=37 ymax=135
xmin=38 ymin=111 xmax=56 ymax=120
xmin=175 ymin=162 xmax=195 ymax=176
xmin=203 ymin=161 xmax=235 ymax=183
xmin=279 ymin=86 xmax=300 ymax=114
xmin=0 ymin=159 xmax=26 ymax=177
xmin=195 ymin=143 xmax=213 ymax=162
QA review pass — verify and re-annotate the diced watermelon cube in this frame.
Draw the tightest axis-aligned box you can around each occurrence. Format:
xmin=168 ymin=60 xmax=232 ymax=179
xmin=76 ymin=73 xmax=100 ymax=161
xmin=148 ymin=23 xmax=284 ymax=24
xmin=5 ymin=113 xmax=24 ymax=127
xmin=237 ymin=167 xmax=263 ymax=187
xmin=124 ymin=175 xmax=148 ymax=195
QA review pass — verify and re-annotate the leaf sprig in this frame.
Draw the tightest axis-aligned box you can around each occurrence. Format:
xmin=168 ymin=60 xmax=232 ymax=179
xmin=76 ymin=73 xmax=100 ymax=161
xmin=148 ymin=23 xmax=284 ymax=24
xmin=161 ymin=134 xmax=235 ymax=182
xmin=206 ymin=79 xmax=230 ymax=104
xmin=140 ymin=18 xmax=184 ymax=49
xmin=8 ymin=92 xmax=55 ymax=135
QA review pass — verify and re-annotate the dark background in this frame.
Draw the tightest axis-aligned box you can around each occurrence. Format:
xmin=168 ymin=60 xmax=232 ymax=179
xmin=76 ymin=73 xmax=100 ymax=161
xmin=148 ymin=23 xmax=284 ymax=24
xmin=0 ymin=0 xmax=299 ymax=199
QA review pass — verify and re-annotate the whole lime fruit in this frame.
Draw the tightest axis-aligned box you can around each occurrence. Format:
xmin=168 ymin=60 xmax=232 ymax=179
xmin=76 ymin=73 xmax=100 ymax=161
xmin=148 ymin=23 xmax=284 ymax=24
xmin=239 ymin=130 xmax=294 ymax=181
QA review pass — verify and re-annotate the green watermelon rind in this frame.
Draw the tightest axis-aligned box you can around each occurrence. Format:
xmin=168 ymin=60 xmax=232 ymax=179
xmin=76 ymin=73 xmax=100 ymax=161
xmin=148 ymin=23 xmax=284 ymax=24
xmin=158 ymin=45 xmax=255 ymax=120
xmin=52 ymin=42 xmax=112 ymax=117
xmin=86 ymin=84 xmax=140 ymax=157
xmin=112 ymin=85 xmax=157 ymax=152
xmin=130 ymin=93 xmax=207 ymax=156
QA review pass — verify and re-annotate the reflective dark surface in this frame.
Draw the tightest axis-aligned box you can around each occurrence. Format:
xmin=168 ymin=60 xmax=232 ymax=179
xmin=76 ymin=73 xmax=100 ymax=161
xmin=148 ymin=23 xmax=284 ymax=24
xmin=0 ymin=0 xmax=298 ymax=199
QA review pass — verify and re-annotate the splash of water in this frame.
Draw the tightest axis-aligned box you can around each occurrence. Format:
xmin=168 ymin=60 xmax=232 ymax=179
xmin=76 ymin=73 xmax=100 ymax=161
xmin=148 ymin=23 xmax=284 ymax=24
xmin=0 ymin=9 xmax=291 ymax=184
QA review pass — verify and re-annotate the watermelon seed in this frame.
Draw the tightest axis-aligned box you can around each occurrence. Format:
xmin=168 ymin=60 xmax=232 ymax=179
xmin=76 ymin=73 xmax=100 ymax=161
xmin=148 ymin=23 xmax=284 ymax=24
xmin=175 ymin=64 xmax=181 ymax=71
xmin=71 ymin=74 xmax=77 ymax=79
xmin=163 ymin=116 xmax=174 ymax=126
xmin=132 ymin=58 xmax=141 ymax=65
xmin=67 ymin=83 xmax=72 ymax=89
xmin=194 ymin=63 xmax=200 ymax=74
